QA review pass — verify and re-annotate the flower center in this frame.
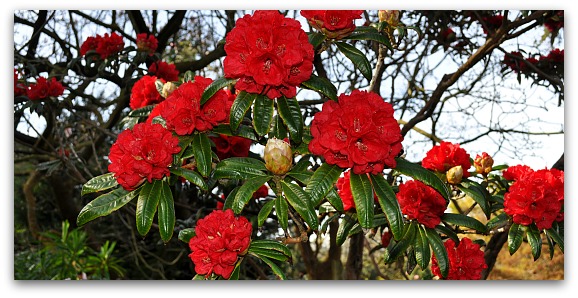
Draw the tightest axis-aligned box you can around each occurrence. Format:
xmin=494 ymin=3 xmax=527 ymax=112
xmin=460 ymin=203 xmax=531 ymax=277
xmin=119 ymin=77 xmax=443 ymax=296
xmin=355 ymin=140 xmax=368 ymax=152
xmin=290 ymin=66 xmax=300 ymax=76
xmin=276 ymin=44 xmax=286 ymax=56
xmin=263 ymin=59 xmax=272 ymax=74
xmin=353 ymin=118 xmax=361 ymax=133
xmin=329 ymin=16 xmax=341 ymax=26
xmin=335 ymin=130 xmax=347 ymax=141
xmin=256 ymin=37 xmax=268 ymax=50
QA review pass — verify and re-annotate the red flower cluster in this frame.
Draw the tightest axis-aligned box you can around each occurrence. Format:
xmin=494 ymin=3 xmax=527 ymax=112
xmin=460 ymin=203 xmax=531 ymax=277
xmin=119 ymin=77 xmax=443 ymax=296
xmin=80 ymin=32 xmax=125 ymax=59
xmin=27 ymin=77 xmax=65 ymax=100
xmin=253 ymin=185 xmax=269 ymax=199
xmin=336 ymin=170 xmax=378 ymax=211
xmin=481 ymin=15 xmax=504 ymax=34
xmin=108 ymin=122 xmax=180 ymax=190
xmin=503 ymin=166 xmax=564 ymax=230
xmin=210 ymin=134 xmax=253 ymax=160
xmin=503 ymin=49 xmax=564 ymax=77
xmin=300 ymin=10 xmax=363 ymax=40
xmin=431 ymin=238 xmax=487 ymax=280
xmin=544 ymin=11 xmax=564 ymax=33
xmin=309 ymin=90 xmax=403 ymax=175
xmin=136 ymin=33 xmax=158 ymax=55
xmin=224 ymin=10 xmax=314 ymax=99
xmin=396 ymin=180 xmax=447 ymax=228
xmin=188 ymin=209 xmax=252 ymax=279
xmin=148 ymin=61 xmax=180 ymax=82
xmin=440 ymin=28 xmax=456 ymax=43
xmin=129 ymin=75 xmax=166 ymax=109
xmin=14 ymin=69 xmax=27 ymax=97
xmin=422 ymin=141 xmax=471 ymax=178
xmin=150 ymin=76 xmax=232 ymax=135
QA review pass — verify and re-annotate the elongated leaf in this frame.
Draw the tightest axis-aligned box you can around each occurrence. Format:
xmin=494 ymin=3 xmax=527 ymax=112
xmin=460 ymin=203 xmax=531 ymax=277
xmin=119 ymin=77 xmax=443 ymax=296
xmin=320 ymin=212 xmax=340 ymax=235
xmin=192 ymin=133 xmax=212 ymax=177
xmin=442 ymin=213 xmax=487 ymax=233
xmin=281 ymin=181 xmax=319 ymax=230
xmin=336 ymin=213 xmax=358 ymax=246
xmin=414 ymin=225 xmax=431 ymax=270
xmin=223 ymin=187 xmax=239 ymax=211
xmin=233 ymin=176 xmax=272 ymax=214
xmin=486 ymin=212 xmax=510 ymax=231
xmin=308 ymin=32 xmax=326 ymax=49
xmin=300 ymin=74 xmax=338 ymax=101
xmin=271 ymin=114 xmax=288 ymax=140
xmin=248 ymin=247 xmax=289 ymax=262
xmin=384 ymin=223 xmax=417 ymax=264
xmin=136 ymin=180 xmax=163 ymax=237
xmin=258 ymin=200 xmax=276 ymax=226
xmin=370 ymin=174 xmax=404 ymax=240
xmin=458 ymin=180 xmax=491 ymax=219
xmin=214 ymin=157 xmax=268 ymax=180
xmin=346 ymin=32 xmax=393 ymax=50
xmin=77 ymin=187 xmax=139 ymax=226
xmin=228 ymin=261 xmax=242 ymax=280
xmin=305 ymin=163 xmax=343 ymax=206
xmin=230 ymin=91 xmax=257 ymax=131
xmin=81 ymin=173 xmax=118 ymax=196
xmin=178 ymin=228 xmax=195 ymax=243
xmin=349 ymin=172 xmax=374 ymax=228
xmin=335 ymin=41 xmax=372 ymax=81
xmin=251 ymin=254 xmax=286 ymax=280
xmin=526 ymin=224 xmax=542 ymax=261
xmin=250 ymin=240 xmax=292 ymax=261
xmin=170 ymin=168 xmax=207 ymax=190
xmin=252 ymin=94 xmax=274 ymax=136
xmin=434 ymin=224 xmax=460 ymax=244
xmin=175 ymin=135 xmax=195 ymax=160
xmin=212 ymin=123 xmax=258 ymax=141
xmin=545 ymin=232 xmax=555 ymax=259
xmin=200 ymin=77 xmax=236 ymax=105
xmin=325 ymin=188 xmax=344 ymax=212
xmin=158 ymin=180 xmax=175 ymax=243
xmin=394 ymin=157 xmax=450 ymax=200
xmin=508 ymin=223 xmax=526 ymax=255
xmin=425 ymin=227 xmax=449 ymax=279
xmin=545 ymin=227 xmax=564 ymax=253
xmin=275 ymin=196 xmax=289 ymax=232
xmin=277 ymin=96 xmax=303 ymax=143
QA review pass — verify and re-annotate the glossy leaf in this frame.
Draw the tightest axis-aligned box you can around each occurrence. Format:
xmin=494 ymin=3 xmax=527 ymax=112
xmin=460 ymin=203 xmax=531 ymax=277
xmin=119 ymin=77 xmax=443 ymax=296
xmin=77 ymin=187 xmax=138 ymax=226
xmin=414 ymin=225 xmax=431 ymax=270
xmin=212 ymin=123 xmax=258 ymax=141
xmin=458 ymin=180 xmax=491 ymax=219
xmin=370 ymin=174 xmax=404 ymax=240
xmin=178 ymin=228 xmax=196 ymax=243
xmin=200 ymin=77 xmax=236 ymax=105
xmin=545 ymin=227 xmax=564 ymax=253
xmin=335 ymin=41 xmax=372 ymax=81
xmin=192 ymin=133 xmax=212 ymax=177
xmin=175 ymin=135 xmax=195 ymax=160
xmin=442 ymin=213 xmax=488 ymax=233
xmin=233 ymin=176 xmax=272 ymax=214
xmin=258 ymin=200 xmax=276 ymax=227
xmin=81 ymin=173 xmax=118 ymax=196
xmin=157 ymin=180 xmax=175 ymax=243
xmin=347 ymin=32 xmax=393 ymax=50
xmin=384 ymin=223 xmax=417 ymax=264
xmin=169 ymin=168 xmax=207 ymax=190
xmin=250 ymin=240 xmax=292 ymax=261
xmin=277 ymin=96 xmax=303 ymax=143
xmin=336 ymin=213 xmax=359 ymax=246
xmin=349 ymin=172 xmax=374 ymax=228
xmin=281 ymin=181 xmax=319 ymax=230
xmin=248 ymin=247 xmax=289 ymax=262
xmin=252 ymin=94 xmax=274 ymax=136
xmin=230 ymin=91 xmax=257 ymax=131
xmin=275 ymin=196 xmax=289 ymax=232
xmin=508 ymin=223 xmax=526 ymax=255
xmin=213 ymin=157 xmax=268 ymax=180
xmin=425 ymin=227 xmax=449 ymax=279
xmin=526 ymin=224 xmax=542 ymax=261
xmin=325 ymin=188 xmax=344 ymax=212
xmin=228 ymin=261 xmax=242 ymax=280
xmin=300 ymin=74 xmax=338 ymax=101
xmin=308 ymin=32 xmax=326 ymax=49
xmin=434 ymin=224 xmax=460 ymax=244
xmin=486 ymin=212 xmax=510 ymax=232
xmin=136 ymin=180 xmax=163 ymax=237
xmin=394 ymin=157 xmax=450 ymax=200
xmin=271 ymin=114 xmax=288 ymax=140
xmin=250 ymin=254 xmax=286 ymax=280
xmin=304 ymin=163 xmax=343 ymax=206
xmin=223 ymin=187 xmax=239 ymax=211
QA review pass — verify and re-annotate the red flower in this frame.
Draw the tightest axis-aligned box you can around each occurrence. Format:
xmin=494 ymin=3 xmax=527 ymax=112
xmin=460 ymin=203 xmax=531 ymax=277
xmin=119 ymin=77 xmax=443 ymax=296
xmin=253 ymin=185 xmax=269 ymax=199
xmin=381 ymin=230 xmax=393 ymax=248
xmin=502 ymin=164 xmax=532 ymax=181
xmin=544 ymin=11 xmax=564 ymax=33
xmin=543 ymin=48 xmax=564 ymax=64
xmin=80 ymin=36 xmax=100 ymax=56
xmin=129 ymin=75 xmax=166 ymax=109
xmin=153 ymin=76 xmax=231 ymax=135
xmin=440 ymin=28 xmax=456 ymax=42
xmin=224 ymin=10 xmax=314 ymax=99
xmin=148 ymin=61 xmax=180 ymax=82
xmin=503 ymin=51 xmax=535 ymax=74
xmin=422 ymin=141 xmax=471 ymax=178
xmin=188 ymin=209 xmax=252 ymax=279
xmin=210 ymin=134 xmax=253 ymax=160
xmin=309 ymin=90 xmax=403 ymax=175
xmin=481 ymin=15 xmax=504 ymax=34
xmin=136 ymin=33 xmax=158 ymax=55
xmin=431 ymin=238 xmax=487 ymax=280
xmin=396 ymin=180 xmax=447 ymax=228
xmin=14 ymin=69 xmax=26 ymax=96
xmin=503 ymin=167 xmax=564 ymax=230
xmin=300 ymin=10 xmax=363 ymax=39
xmin=27 ymin=77 xmax=65 ymax=100
xmin=107 ymin=122 xmax=180 ymax=190
xmin=95 ymin=32 xmax=124 ymax=59
xmin=336 ymin=171 xmax=355 ymax=211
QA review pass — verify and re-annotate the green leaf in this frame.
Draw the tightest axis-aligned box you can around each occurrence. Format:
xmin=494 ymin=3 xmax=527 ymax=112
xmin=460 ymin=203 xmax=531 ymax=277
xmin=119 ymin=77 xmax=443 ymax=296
xmin=325 ymin=188 xmax=344 ymax=212
xmin=182 ymin=70 xmax=195 ymax=82
xmin=281 ymin=181 xmax=319 ymax=230
xmin=136 ymin=180 xmax=163 ymax=237
xmin=346 ymin=32 xmax=393 ymax=51
xmin=384 ymin=223 xmax=417 ymax=264
xmin=434 ymin=224 xmax=460 ymax=244
xmin=248 ymin=247 xmax=289 ymax=262
xmin=258 ymin=200 xmax=276 ymax=227
xmin=271 ymin=114 xmax=288 ymax=140
xmin=175 ymin=135 xmax=195 ymax=160
xmin=77 ymin=187 xmax=139 ymax=226
xmin=250 ymin=254 xmax=286 ymax=280
xmin=169 ymin=168 xmax=207 ymax=190
xmin=394 ymin=157 xmax=450 ymax=200
xmin=458 ymin=180 xmax=491 ymax=219
xmin=442 ymin=213 xmax=487 ymax=234
xmin=228 ymin=261 xmax=242 ymax=280
xmin=335 ymin=41 xmax=372 ymax=81
xmin=214 ymin=157 xmax=268 ymax=180
xmin=275 ymin=196 xmax=289 ymax=232
xmin=276 ymin=96 xmax=303 ymax=143
xmin=508 ymin=223 xmax=526 ymax=255
xmin=249 ymin=239 xmax=292 ymax=261
xmin=486 ymin=212 xmax=509 ymax=231
xmin=81 ymin=173 xmax=118 ymax=196
xmin=192 ymin=133 xmax=213 ymax=177
xmin=414 ymin=225 xmax=431 ymax=270
xmin=178 ymin=228 xmax=196 ymax=243
xmin=370 ymin=174 xmax=404 ymax=240
xmin=200 ymin=77 xmax=236 ymax=105
xmin=212 ymin=124 xmax=258 ymax=142
xmin=305 ymin=163 xmax=343 ymax=206
xmin=526 ymin=224 xmax=542 ymax=261
xmin=300 ymin=74 xmax=338 ymax=101
xmin=425 ymin=227 xmax=449 ymax=279
xmin=233 ymin=176 xmax=272 ymax=214
xmin=223 ymin=187 xmax=239 ymax=211
xmin=349 ymin=172 xmax=374 ymax=229
xmin=252 ymin=94 xmax=275 ymax=136
xmin=545 ymin=226 xmax=564 ymax=253
xmin=157 ymin=180 xmax=175 ymax=243
xmin=230 ymin=91 xmax=257 ymax=131
xmin=308 ymin=32 xmax=326 ymax=49
xmin=155 ymin=79 xmax=164 ymax=96
xmin=336 ymin=213 xmax=358 ymax=246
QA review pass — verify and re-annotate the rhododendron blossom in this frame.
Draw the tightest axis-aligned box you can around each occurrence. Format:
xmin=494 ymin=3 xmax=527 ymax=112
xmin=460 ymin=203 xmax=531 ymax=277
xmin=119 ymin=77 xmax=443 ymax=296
xmin=129 ymin=75 xmax=166 ymax=109
xmin=188 ymin=209 xmax=252 ymax=279
xmin=148 ymin=61 xmax=180 ymax=82
xmin=544 ymin=11 xmax=564 ymax=33
xmin=481 ymin=15 xmax=504 ymax=34
xmin=421 ymin=141 xmax=471 ymax=177
xmin=396 ymin=180 xmax=447 ymax=228
xmin=336 ymin=170 xmax=377 ymax=211
xmin=209 ymin=134 xmax=253 ymax=160
xmin=108 ymin=122 xmax=180 ymax=190
xmin=80 ymin=33 xmax=124 ymax=59
xmin=253 ymin=185 xmax=269 ymax=199
xmin=300 ymin=10 xmax=363 ymax=40
xmin=223 ymin=10 xmax=314 ymax=99
xmin=27 ymin=77 xmax=65 ymax=100
xmin=136 ymin=33 xmax=158 ymax=55
xmin=309 ymin=90 xmax=403 ymax=175
xmin=431 ymin=238 xmax=487 ymax=280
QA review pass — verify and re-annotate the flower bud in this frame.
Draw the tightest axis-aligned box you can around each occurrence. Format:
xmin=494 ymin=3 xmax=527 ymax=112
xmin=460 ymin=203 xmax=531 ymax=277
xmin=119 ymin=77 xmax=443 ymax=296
xmin=161 ymin=82 xmax=177 ymax=98
xmin=264 ymin=138 xmax=293 ymax=175
xmin=474 ymin=152 xmax=494 ymax=176
xmin=381 ymin=230 xmax=393 ymax=248
xmin=446 ymin=165 xmax=463 ymax=184
xmin=378 ymin=10 xmax=400 ymax=27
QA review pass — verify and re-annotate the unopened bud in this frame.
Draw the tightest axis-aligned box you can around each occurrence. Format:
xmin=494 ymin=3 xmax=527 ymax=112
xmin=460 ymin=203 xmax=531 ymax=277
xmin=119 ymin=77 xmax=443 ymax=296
xmin=446 ymin=165 xmax=463 ymax=184
xmin=264 ymin=138 xmax=293 ymax=175
xmin=474 ymin=152 xmax=494 ymax=176
xmin=161 ymin=82 xmax=177 ymax=98
xmin=378 ymin=10 xmax=400 ymax=27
